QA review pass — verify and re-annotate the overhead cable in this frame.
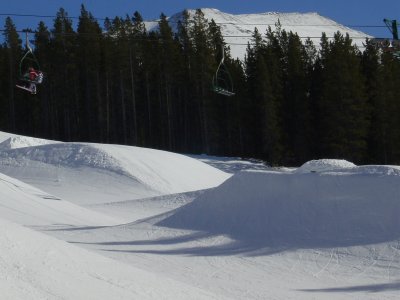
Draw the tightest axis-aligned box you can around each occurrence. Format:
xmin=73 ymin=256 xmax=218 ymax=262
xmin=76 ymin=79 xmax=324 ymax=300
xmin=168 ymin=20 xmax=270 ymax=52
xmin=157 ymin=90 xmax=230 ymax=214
xmin=0 ymin=12 xmax=389 ymax=28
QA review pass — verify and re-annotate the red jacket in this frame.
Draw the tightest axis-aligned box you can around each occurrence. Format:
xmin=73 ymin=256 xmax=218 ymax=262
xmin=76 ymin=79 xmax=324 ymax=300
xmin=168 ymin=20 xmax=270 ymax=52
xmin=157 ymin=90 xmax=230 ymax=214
xmin=29 ymin=69 xmax=38 ymax=81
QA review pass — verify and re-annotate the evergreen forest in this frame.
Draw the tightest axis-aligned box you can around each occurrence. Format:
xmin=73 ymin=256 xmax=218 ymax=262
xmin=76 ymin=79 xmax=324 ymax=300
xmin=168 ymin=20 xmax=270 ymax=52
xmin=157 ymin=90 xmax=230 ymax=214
xmin=1 ymin=6 xmax=400 ymax=166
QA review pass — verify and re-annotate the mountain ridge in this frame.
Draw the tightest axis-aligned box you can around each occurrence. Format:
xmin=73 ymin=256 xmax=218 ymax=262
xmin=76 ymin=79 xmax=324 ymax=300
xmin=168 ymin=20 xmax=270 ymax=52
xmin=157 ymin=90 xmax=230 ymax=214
xmin=145 ymin=8 xmax=371 ymax=59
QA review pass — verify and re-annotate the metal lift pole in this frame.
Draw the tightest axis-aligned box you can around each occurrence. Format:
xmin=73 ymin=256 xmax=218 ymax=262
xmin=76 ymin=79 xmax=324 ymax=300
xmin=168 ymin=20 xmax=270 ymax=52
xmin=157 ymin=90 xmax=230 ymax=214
xmin=384 ymin=19 xmax=398 ymax=40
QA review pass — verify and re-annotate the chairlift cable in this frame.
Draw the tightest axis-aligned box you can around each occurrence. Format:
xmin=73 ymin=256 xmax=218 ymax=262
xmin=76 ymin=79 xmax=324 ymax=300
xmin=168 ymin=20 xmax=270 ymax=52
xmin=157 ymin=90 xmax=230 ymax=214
xmin=0 ymin=12 xmax=393 ymax=28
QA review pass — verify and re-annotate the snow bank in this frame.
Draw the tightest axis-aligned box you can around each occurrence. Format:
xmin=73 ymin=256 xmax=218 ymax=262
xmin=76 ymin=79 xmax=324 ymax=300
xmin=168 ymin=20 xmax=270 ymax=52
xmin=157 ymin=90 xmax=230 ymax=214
xmin=160 ymin=161 xmax=400 ymax=246
xmin=0 ymin=217 xmax=221 ymax=300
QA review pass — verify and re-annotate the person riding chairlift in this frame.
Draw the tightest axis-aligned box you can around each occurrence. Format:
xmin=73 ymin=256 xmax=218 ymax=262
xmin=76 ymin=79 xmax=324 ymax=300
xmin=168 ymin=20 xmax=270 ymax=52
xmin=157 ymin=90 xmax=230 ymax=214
xmin=22 ymin=67 xmax=43 ymax=95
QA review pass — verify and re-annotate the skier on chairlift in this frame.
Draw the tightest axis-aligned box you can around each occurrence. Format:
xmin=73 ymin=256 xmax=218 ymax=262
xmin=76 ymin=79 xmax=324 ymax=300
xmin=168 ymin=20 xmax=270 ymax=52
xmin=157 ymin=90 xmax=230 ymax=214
xmin=18 ymin=66 xmax=44 ymax=95
xmin=15 ymin=31 xmax=44 ymax=95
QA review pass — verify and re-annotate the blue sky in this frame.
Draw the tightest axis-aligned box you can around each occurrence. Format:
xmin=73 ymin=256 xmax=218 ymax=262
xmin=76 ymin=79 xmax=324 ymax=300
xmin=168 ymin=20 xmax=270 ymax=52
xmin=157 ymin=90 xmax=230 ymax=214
xmin=1 ymin=0 xmax=399 ymax=38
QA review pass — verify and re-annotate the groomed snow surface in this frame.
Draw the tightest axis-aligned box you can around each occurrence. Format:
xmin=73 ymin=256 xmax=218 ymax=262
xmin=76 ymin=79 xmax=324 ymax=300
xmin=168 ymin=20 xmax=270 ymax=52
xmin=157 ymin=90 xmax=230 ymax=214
xmin=0 ymin=131 xmax=399 ymax=299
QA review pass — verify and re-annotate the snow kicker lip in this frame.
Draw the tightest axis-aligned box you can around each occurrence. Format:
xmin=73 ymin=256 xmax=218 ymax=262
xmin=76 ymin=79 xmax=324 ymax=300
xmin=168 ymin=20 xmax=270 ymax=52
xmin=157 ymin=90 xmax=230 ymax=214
xmin=0 ymin=143 xmax=131 ymax=177
xmin=0 ymin=136 xmax=60 ymax=150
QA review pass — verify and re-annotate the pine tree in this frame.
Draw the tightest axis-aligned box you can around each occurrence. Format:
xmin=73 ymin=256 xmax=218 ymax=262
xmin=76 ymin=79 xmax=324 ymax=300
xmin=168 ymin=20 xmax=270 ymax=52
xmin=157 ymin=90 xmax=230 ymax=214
xmin=207 ymin=18 xmax=231 ymax=154
xmin=281 ymin=32 xmax=313 ymax=164
xmin=262 ymin=26 xmax=285 ymax=164
xmin=158 ymin=13 xmax=178 ymax=150
xmin=2 ymin=17 xmax=22 ymax=132
xmin=243 ymin=28 xmax=264 ymax=157
xmin=175 ymin=10 xmax=203 ymax=153
xmin=0 ymin=44 xmax=7 ymax=129
xmin=142 ymin=29 xmax=162 ymax=148
xmin=77 ymin=5 xmax=103 ymax=141
xmin=318 ymin=32 xmax=369 ymax=162
xmin=50 ymin=8 xmax=78 ymax=140
xmin=101 ymin=17 xmax=113 ymax=142
xmin=362 ymin=40 xmax=383 ymax=163
xmin=375 ymin=51 xmax=400 ymax=163
xmin=127 ymin=11 xmax=147 ymax=145
xmin=244 ymin=27 xmax=283 ymax=163
xmin=190 ymin=9 xmax=215 ymax=153
xmin=224 ymin=57 xmax=246 ymax=156
xmin=34 ymin=21 xmax=51 ymax=138
xmin=257 ymin=53 xmax=283 ymax=164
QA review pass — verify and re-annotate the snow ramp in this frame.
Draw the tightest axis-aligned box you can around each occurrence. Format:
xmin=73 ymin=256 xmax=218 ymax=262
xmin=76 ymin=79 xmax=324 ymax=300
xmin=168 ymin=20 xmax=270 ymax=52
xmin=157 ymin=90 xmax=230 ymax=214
xmin=160 ymin=160 xmax=400 ymax=247
xmin=0 ymin=132 xmax=231 ymax=204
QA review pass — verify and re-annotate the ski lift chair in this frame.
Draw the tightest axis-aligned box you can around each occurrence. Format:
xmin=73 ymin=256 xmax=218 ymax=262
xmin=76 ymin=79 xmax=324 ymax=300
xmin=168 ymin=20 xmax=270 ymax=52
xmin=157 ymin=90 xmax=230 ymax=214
xmin=212 ymin=45 xmax=235 ymax=97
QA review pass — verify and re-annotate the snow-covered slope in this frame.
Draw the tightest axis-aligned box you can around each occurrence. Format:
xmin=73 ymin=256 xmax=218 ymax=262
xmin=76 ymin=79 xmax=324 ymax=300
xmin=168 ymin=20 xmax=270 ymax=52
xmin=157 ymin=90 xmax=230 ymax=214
xmin=146 ymin=8 xmax=371 ymax=59
xmin=0 ymin=171 xmax=120 ymax=226
xmin=46 ymin=159 xmax=400 ymax=300
xmin=1 ymin=131 xmax=399 ymax=299
xmin=161 ymin=159 xmax=400 ymax=245
xmin=0 ymin=133 xmax=230 ymax=205
xmin=0 ymin=217 xmax=222 ymax=300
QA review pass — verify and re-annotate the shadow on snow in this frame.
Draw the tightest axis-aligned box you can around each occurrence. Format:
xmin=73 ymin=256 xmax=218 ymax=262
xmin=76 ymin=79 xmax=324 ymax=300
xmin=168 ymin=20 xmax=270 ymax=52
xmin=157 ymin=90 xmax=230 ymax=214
xmin=298 ymin=281 xmax=400 ymax=293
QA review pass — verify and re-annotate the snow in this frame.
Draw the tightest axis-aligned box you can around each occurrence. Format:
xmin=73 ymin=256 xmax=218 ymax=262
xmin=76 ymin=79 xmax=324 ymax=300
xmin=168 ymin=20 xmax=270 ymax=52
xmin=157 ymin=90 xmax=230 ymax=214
xmin=0 ymin=130 xmax=400 ymax=300
xmin=0 ymin=141 xmax=230 ymax=206
xmin=0 ymin=171 xmax=120 ymax=226
xmin=160 ymin=167 xmax=400 ymax=244
xmin=146 ymin=8 xmax=372 ymax=59
xmin=295 ymin=159 xmax=356 ymax=173
xmin=0 ymin=136 xmax=60 ymax=150
xmin=0 ymin=218 xmax=223 ymax=300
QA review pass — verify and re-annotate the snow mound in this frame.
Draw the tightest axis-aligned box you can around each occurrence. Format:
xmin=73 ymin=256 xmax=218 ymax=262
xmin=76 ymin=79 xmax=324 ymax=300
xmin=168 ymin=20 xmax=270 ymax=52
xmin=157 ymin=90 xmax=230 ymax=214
xmin=94 ymin=144 xmax=231 ymax=194
xmin=295 ymin=159 xmax=356 ymax=173
xmin=160 ymin=168 xmax=400 ymax=246
xmin=0 ymin=132 xmax=231 ymax=204
xmin=0 ymin=136 xmax=59 ymax=150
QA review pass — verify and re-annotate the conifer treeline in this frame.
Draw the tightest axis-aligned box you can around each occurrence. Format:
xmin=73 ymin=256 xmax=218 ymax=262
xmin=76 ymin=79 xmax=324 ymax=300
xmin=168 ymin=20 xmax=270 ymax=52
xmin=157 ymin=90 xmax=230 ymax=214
xmin=1 ymin=6 xmax=400 ymax=166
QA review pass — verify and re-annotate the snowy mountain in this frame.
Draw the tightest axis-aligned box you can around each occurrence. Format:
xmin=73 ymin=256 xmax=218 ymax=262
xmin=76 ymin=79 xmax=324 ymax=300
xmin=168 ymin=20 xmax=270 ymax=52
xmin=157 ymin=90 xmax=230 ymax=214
xmin=145 ymin=8 xmax=371 ymax=59
xmin=0 ymin=131 xmax=399 ymax=299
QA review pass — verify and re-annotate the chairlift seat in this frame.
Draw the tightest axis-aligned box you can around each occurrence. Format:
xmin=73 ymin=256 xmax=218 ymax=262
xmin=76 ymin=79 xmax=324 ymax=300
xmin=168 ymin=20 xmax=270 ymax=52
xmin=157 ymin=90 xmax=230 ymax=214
xmin=213 ymin=86 xmax=235 ymax=97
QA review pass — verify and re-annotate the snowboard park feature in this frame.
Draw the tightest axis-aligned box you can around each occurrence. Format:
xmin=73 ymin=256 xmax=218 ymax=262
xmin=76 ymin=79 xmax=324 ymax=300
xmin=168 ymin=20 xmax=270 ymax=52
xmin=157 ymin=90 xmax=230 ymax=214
xmin=0 ymin=130 xmax=399 ymax=299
